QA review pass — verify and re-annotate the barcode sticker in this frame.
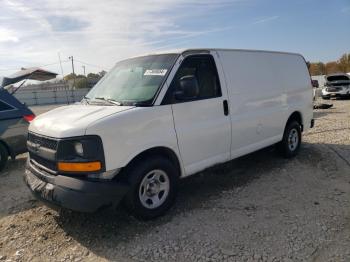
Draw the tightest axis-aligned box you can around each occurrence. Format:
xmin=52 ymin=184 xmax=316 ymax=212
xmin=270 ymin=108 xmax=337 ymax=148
xmin=144 ymin=69 xmax=167 ymax=76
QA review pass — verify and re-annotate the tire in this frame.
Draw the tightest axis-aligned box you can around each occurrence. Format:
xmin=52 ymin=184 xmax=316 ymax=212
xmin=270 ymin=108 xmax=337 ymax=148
xmin=123 ymin=156 xmax=179 ymax=220
xmin=322 ymin=96 xmax=330 ymax=100
xmin=0 ymin=143 xmax=9 ymax=172
xmin=277 ymin=121 xmax=302 ymax=158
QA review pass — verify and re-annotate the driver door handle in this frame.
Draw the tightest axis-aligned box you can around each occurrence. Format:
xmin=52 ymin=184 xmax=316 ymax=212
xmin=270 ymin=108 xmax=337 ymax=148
xmin=223 ymin=100 xmax=229 ymax=116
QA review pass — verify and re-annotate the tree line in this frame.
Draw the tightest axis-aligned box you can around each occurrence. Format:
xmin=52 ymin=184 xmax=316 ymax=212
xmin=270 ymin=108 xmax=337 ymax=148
xmin=308 ymin=53 xmax=350 ymax=76
xmin=64 ymin=70 xmax=107 ymax=89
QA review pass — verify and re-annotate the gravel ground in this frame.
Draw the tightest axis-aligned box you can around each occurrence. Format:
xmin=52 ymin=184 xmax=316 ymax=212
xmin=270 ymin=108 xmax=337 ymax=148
xmin=0 ymin=100 xmax=350 ymax=262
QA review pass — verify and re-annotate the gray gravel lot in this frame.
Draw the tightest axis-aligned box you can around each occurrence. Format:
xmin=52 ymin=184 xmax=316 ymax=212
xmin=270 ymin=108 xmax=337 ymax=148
xmin=0 ymin=100 xmax=349 ymax=262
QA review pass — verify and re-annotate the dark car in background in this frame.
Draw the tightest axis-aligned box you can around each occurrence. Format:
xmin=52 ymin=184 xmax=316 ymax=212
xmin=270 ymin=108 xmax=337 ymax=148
xmin=0 ymin=67 xmax=57 ymax=171
xmin=0 ymin=88 xmax=35 ymax=170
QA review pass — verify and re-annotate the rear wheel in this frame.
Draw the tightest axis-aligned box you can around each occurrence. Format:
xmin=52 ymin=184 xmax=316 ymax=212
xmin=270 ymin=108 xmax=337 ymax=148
xmin=277 ymin=121 xmax=301 ymax=158
xmin=0 ymin=143 xmax=9 ymax=172
xmin=123 ymin=156 xmax=178 ymax=220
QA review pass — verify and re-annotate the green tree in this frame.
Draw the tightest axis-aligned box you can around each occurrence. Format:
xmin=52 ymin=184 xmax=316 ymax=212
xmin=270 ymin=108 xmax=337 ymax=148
xmin=64 ymin=73 xmax=77 ymax=81
xmin=87 ymin=73 xmax=100 ymax=79
xmin=98 ymin=70 xmax=107 ymax=77
xmin=75 ymin=77 xmax=88 ymax=89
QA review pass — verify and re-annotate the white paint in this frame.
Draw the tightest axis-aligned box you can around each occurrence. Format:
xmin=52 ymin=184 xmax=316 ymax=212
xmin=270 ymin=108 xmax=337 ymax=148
xmin=29 ymin=104 xmax=134 ymax=137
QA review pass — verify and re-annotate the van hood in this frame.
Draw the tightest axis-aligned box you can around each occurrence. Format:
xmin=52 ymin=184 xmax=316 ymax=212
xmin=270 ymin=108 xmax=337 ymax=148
xmin=29 ymin=104 xmax=134 ymax=138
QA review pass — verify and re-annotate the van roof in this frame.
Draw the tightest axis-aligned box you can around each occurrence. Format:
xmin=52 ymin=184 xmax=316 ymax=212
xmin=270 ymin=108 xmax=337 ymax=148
xmin=136 ymin=48 xmax=304 ymax=58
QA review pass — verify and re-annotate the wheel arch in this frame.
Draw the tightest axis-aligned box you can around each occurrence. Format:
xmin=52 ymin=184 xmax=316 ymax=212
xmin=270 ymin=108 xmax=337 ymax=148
xmin=286 ymin=111 xmax=303 ymax=132
xmin=120 ymin=146 xmax=183 ymax=179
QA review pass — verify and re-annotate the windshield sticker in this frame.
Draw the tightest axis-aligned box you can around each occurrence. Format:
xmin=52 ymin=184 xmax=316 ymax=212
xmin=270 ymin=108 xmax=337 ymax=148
xmin=144 ymin=69 xmax=167 ymax=76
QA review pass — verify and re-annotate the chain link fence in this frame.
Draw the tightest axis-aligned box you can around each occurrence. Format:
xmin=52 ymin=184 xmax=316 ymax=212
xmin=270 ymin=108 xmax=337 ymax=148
xmin=14 ymin=88 xmax=90 ymax=106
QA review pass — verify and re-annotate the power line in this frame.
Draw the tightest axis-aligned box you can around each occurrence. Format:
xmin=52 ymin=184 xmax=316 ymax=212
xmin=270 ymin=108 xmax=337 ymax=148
xmin=0 ymin=60 xmax=69 ymax=72
xmin=74 ymin=59 xmax=106 ymax=70
xmin=0 ymin=56 xmax=105 ymax=73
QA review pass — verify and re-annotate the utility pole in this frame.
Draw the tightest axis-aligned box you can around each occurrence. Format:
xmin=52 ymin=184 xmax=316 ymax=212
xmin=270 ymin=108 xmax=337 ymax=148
xmin=58 ymin=52 xmax=69 ymax=104
xmin=68 ymin=56 xmax=75 ymax=89
xmin=82 ymin=65 xmax=87 ymax=88
xmin=82 ymin=65 xmax=86 ymax=77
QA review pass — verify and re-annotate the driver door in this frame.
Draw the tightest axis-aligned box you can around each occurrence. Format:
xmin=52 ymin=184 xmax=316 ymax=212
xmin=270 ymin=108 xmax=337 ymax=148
xmin=163 ymin=54 xmax=231 ymax=176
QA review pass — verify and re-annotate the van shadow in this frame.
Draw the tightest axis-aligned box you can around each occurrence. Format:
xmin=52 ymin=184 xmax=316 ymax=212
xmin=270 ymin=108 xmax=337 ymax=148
xmin=55 ymin=144 xmax=322 ymax=260
xmin=313 ymin=110 xmax=331 ymax=119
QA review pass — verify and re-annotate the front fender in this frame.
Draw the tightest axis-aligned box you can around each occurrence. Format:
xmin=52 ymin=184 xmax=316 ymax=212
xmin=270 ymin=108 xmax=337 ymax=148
xmin=85 ymin=106 xmax=183 ymax=174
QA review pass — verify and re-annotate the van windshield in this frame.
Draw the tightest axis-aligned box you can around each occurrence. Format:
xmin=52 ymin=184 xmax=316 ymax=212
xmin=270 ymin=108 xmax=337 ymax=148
xmin=85 ymin=54 xmax=178 ymax=106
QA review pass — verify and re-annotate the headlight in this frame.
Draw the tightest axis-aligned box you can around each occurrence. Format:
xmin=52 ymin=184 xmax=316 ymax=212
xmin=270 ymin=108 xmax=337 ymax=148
xmin=56 ymin=135 xmax=105 ymax=173
xmin=74 ymin=142 xmax=84 ymax=156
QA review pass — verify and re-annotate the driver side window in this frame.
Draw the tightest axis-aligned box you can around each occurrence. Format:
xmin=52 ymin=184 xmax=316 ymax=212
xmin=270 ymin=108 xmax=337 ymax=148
xmin=163 ymin=55 xmax=221 ymax=104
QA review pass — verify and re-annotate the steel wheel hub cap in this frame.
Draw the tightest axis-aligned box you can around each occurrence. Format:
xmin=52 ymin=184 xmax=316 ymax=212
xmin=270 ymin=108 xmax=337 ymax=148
xmin=139 ymin=169 xmax=170 ymax=209
xmin=288 ymin=128 xmax=299 ymax=151
xmin=146 ymin=181 xmax=160 ymax=196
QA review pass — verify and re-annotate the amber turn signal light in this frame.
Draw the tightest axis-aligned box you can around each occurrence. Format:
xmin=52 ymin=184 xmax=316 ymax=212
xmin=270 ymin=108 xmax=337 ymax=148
xmin=58 ymin=161 xmax=101 ymax=172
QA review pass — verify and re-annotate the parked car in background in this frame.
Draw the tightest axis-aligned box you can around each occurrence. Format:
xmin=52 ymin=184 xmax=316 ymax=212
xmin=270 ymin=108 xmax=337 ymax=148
xmin=0 ymin=67 xmax=57 ymax=171
xmin=322 ymin=73 xmax=350 ymax=99
xmin=24 ymin=49 xmax=313 ymax=219
xmin=0 ymin=88 xmax=35 ymax=171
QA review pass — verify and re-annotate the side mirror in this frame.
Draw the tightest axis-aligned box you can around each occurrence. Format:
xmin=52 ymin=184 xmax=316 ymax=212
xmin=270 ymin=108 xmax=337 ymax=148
xmin=311 ymin=80 xmax=319 ymax=88
xmin=174 ymin=75 xmax=199 ymax=100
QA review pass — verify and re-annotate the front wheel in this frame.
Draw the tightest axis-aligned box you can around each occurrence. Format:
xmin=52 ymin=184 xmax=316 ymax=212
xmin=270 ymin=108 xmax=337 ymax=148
xmin=277 ymin=121 xmax=302 ymax=158
xmin=0 ymin=143 xmax=9 ymax=172
xmin=123 ymin=156 xmax=178 ymax=220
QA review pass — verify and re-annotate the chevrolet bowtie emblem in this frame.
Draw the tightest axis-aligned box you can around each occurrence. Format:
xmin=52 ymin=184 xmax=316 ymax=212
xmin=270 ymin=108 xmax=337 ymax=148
xmin=32 ymin=143 xmax=41 ymax=151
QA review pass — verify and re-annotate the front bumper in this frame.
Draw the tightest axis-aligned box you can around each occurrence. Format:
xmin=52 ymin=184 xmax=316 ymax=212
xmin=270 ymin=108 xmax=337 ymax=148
xmin=322 ymin=89 xmax=350 ymax=98
xmin=24 ymin=160 xmax=129 ymax=212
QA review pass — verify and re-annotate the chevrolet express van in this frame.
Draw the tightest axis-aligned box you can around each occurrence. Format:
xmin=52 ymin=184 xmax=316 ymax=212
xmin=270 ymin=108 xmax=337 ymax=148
xmin=24 ymin=49 xmax=314 ymax=219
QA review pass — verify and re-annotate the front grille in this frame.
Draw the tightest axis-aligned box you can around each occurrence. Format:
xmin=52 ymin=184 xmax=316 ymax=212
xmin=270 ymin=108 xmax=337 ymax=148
xmin=28 ymin=132 xmax=58 ymax=173
xmin=28 ymin=132 xmax=58 ymax=150
xmin=29 ymin=152 xmax=57 ymax=172
xmin=329 ymin=82 xmax=350 ymax=87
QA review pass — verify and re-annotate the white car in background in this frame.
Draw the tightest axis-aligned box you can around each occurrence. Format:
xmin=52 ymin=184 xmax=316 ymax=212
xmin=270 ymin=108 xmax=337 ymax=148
xmin=322 ymin=73 xmax=350 ymax=99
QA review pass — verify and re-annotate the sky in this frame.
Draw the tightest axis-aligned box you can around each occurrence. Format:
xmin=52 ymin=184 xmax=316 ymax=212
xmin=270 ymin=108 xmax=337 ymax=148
xmin=0 ymin=0 xmax=349 ymax=77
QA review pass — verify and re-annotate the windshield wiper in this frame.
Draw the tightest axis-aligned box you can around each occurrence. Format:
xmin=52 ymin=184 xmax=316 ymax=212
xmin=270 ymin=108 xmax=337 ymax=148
xmin=82 ymin=96 xmax=90 ymax=104
xmin=94 ymin=97 xmax=123 ymax=106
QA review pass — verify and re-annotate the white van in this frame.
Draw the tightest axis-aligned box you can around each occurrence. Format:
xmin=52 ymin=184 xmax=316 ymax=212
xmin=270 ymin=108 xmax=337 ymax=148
xmin=24 ymin=49 xmax=314 ymax=219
